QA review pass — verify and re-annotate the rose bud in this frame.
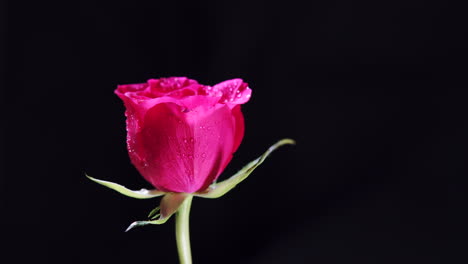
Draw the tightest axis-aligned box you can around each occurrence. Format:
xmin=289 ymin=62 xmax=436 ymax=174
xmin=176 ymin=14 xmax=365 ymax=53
xmin=115 ymin=77 xmax=251 ymax=193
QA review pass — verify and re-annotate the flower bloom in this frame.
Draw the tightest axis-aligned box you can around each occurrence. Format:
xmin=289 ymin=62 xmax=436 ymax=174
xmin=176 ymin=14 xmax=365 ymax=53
xmin=115 ymin=77 xmax=251 ymax=193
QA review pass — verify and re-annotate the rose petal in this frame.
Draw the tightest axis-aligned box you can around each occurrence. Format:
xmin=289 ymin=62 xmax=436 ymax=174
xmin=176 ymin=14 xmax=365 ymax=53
xmin=212 ymin=78 xmax=252 ymax=107
xmin=231 ymin=105 xmax=245 ymax=153
xmin=148 ymin=77 xmax=200 ymax=94
xmin=134 ymin=102 xmax=237 ymax=193
xmin=115 ymin=77 xmax=250 ymax=193
xmin=116 ymin=83 xmax=148 ymax=93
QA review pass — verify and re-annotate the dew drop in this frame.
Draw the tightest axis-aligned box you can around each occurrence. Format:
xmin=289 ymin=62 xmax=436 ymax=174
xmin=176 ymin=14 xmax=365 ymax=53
xmin=201 ymin=153 xmax=207 ymax=158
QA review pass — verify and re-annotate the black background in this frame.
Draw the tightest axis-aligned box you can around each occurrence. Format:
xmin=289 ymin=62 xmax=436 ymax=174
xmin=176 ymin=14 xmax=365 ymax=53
xmin=1 ymin=1 xmax=468 ymax=263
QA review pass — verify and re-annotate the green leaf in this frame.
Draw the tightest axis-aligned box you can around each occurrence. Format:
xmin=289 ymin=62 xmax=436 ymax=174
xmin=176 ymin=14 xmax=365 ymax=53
xmin=195 ymin=138 xmax=295 ymax=199
xmin=86 ymin=174 xmax=165 ymax=199
xmin=125 ymin=193 xmax=191 ymax=232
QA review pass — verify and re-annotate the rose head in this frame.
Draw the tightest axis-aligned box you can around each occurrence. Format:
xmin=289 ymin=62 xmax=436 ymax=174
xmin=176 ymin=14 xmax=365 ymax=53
xmin=115 ymin=77 xmax=251 ymax=193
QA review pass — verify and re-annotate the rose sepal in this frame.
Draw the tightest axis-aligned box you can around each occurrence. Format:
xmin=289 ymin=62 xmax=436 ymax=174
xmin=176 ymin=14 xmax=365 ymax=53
xmin=86 ymin=174 xmax=165 ymax=199
xmin=87 ymin=138 xmax=295 ymax=232
xmin=125 ymin=193 xmax=191 ymax=232
xmin=194 ymin=138 xmax=295 ymax=199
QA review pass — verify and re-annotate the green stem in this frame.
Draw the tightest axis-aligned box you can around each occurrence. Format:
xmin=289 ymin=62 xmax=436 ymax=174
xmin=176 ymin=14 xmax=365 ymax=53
xmin=176 ymin=195 xmax=193 ymax=264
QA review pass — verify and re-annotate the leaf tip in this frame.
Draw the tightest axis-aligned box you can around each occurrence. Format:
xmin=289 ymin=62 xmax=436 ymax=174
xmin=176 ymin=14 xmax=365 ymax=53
xmin=125 ymin=222 xmax=138 ymax=232
xmin=85 ymin=173 xmax=99 ymax=183
xmin=279 ymin=138 xmax=296 ymax=146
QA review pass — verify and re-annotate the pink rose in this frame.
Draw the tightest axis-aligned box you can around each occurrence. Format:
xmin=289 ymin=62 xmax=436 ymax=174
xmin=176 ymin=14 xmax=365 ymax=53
xmin=115 ymin=77 xmax=252 ymax=193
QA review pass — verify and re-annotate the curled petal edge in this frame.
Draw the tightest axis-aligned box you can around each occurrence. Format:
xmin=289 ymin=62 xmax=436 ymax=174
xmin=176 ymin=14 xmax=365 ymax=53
xmin=194 ymin=138 xmax=296 ymax=199
xmin=86 ymin=174 xmax=166 ymax=199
